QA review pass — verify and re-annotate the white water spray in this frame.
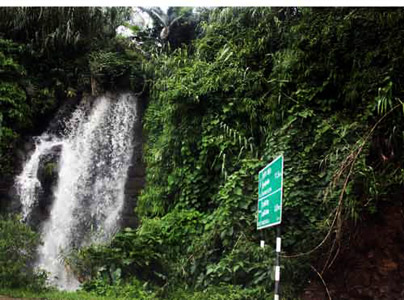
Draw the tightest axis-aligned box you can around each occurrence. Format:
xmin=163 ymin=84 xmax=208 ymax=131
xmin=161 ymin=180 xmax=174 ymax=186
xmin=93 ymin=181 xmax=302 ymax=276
xmin=16 ymin=93 xmax=137 ymax=290
xmin=16 ymin=136 xmax=62 ymax=221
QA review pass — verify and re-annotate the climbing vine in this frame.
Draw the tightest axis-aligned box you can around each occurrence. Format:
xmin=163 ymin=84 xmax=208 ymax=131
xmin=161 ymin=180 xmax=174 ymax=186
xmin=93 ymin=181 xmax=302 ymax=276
xmin=3 ymin=7 xmax=404 ymax=300
xmin=121 ymin=8 xmax=404 ymax=298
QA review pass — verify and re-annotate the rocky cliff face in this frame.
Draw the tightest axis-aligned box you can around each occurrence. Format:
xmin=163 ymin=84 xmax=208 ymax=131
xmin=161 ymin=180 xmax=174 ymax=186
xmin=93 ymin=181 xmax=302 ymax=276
xmin=2 ymin=94 xmax=82 ymax=216
xmin=0 ymin=138 xmax=34 ymax=213
xmin=3 ymin=93 xmax=146 ymax=231
xmin=303 ymin=196 xmax=404 ymax=300
xmin=26 ymin=144 xmax=61 ymax=229
xmin=0 ymin=179 xmax=14 ymax=212
xmin=122 ymin=94 xmax=145 ymax=228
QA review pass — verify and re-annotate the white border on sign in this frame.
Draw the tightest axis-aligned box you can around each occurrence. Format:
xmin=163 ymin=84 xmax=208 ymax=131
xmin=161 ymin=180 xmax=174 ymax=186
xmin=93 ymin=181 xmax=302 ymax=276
xmin=258 ymin=154 xmax=283 ymax=176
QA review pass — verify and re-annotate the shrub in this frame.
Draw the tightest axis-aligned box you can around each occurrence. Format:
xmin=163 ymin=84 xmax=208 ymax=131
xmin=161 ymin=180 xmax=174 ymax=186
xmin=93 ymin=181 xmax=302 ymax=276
xmin=82 ymin=277 xmax=156 ymax=300
xmin=168 ymin=284 xmax=270 ymax=300
xmin=0 ymin=215 xmax=45 ymax=289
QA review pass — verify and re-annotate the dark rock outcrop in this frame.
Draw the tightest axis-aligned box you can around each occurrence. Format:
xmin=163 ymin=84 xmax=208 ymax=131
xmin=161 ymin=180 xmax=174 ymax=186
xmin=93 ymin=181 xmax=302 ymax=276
xmin=46 ymin=94 xmax=83 ymax=137
xmin=303 ymin=196 xmax=404 ymax=300
xmin=5 ymin=138 xmax=36 ymax=214
xmin=2 ymin=94 xmax=82 ymax=214
xmin=4 ymin=92 xmax=146 ymax=231
xmin=122 ymin=94 xmax=145 ymax=228
xmin=29 ymin=144 xmax=61 ymax=227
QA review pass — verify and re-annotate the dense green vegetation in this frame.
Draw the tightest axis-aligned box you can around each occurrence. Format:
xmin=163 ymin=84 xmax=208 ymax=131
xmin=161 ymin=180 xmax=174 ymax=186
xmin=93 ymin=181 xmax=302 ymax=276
xmin=0 ymin=7 xmax=139 ymax=177
xmin=2 ymin=6 xmax=404 ymax=300
xmin=0 ymin=39 xmax=29 ymax=174
xmin=0 ymin=287 xmax=152 ymax=300
xmin=64 ymin=7 xmax=404 ymax=299
xmin=0 ymin=216 xmax=46 ymax=289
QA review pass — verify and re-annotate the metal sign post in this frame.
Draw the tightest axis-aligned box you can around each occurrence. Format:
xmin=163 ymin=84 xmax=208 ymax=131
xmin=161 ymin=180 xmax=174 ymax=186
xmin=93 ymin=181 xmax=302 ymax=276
xmin=257 ymin=155 xmax=283 ymax=300
xmin=274 ymin=226 xmax=281 ymax=300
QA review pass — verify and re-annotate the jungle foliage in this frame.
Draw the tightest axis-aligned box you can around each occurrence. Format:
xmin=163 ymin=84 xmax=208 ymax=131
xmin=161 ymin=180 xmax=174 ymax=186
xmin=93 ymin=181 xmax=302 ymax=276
xmin=0 ymin=216 xmax=45 ymax=289
xmin=0 ymin=7 xmax=140 ymax=292
xmin=3 ymin=6 xmax=404 ymax=300
xmin=0 ymin=39 xmax=28 ymax=174
xmin=0 ymin=7 xmax=142 ymax=177
xmin=71 ymin=7 xmax=404 ymax=299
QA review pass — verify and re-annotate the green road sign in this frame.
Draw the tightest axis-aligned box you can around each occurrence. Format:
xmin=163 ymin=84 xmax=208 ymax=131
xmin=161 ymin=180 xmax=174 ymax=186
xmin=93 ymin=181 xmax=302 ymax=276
xmin=257 ymin=155 xmax=283 ymax=230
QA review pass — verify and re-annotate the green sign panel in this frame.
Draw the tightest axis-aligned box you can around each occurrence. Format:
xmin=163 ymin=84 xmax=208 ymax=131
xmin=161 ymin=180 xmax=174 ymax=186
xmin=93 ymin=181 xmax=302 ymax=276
xmin=257 ymin=155 xmax=283 ymax=230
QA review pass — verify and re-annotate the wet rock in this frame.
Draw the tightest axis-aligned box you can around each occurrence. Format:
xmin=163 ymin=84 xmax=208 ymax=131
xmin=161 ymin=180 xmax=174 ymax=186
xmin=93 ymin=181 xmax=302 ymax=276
xmin=301 ymin=281 xmax=326 ymax=300
xmin=347 ymin=270 xmax=372 ymax=288
xmin=37 ymin=145 xmax=61 ymax=195
xmin=0 ymin=179 xmax=14 ymax=212
xmin=378 ymin=259 xmax=398 ymax=276
xmin=303 ymin=198 xmax=404 ymax=300
xmin=122 ymin=94 xmax=145 ymax=229
xmin=124 ymin=177 xmax=145 ymax=194
xmin=25 ymin=144 xmax=61 ymax=229
xmin=46 ymin=94 xmax=81 ymax=137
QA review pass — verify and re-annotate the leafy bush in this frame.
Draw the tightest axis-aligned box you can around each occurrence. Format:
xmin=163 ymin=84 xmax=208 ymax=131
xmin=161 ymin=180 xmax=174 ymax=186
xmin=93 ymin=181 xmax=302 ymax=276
xmin=138 ymin=7 xmax=404 ymax=298
xmin=0 ymin=215 xmax=45 ymax=289
xmin=68 ymin=7 xmax=404 ymax=299
xmin=0 ymin=287 xmax=139 ymax=300
xmin=82 ymin=278 xmax=156 ymax=300
xmin=0 ymin=39 xmax=29 ymax=175
xmin=89 ymin=50 xmax=138 ymax=87
xmin=167 ymin=284 xmax=270 ymax=300
xmin=66 ymin=209 xmax=203 ymax=284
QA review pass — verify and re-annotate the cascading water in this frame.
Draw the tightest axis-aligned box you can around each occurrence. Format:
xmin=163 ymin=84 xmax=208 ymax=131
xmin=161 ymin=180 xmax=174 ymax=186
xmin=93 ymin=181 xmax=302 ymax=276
xmin=16 ymin=136 xmax=63 ymax=222
xmin=15 ymin=93 xmax=137 ymax=290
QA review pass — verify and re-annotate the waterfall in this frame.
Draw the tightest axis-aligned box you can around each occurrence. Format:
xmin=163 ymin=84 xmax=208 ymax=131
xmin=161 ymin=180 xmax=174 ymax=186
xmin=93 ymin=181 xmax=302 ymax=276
xmin=16 ymin=136 xmax=63 ymax=222
xmin=15 ymin=93 xmax=137 ymax=290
